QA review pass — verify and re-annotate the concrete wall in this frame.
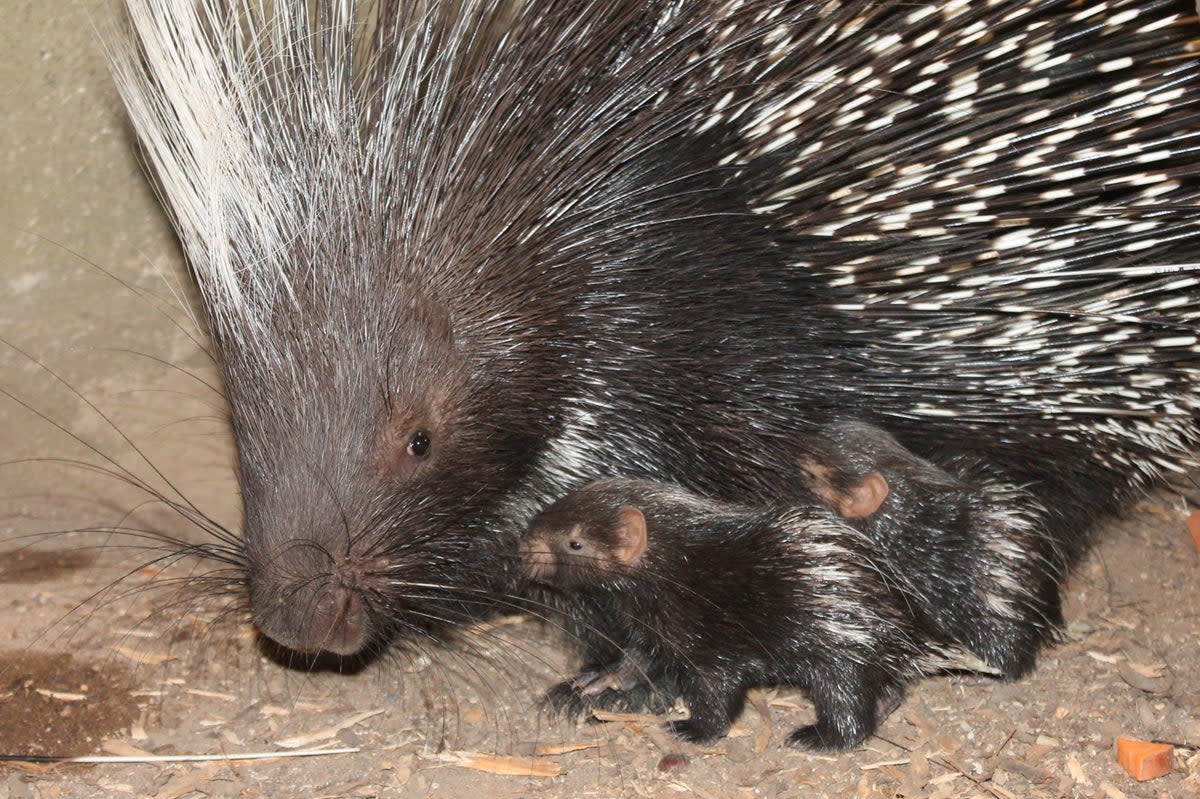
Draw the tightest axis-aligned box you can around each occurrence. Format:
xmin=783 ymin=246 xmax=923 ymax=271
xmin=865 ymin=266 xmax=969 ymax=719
xmin=1 ymin=1 xmax=236 ymax=540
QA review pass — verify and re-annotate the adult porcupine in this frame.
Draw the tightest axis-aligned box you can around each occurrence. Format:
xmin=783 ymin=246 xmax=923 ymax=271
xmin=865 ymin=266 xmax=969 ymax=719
xmin=111 ymin=0 xmax=1200 ymax=668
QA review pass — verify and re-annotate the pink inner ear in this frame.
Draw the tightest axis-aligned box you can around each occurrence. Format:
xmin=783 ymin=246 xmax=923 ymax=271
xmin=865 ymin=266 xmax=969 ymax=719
xmin=839 ymin=471 xmax=890 ymax=518
xmin=613 ymin=506 xmax=649 ymax=566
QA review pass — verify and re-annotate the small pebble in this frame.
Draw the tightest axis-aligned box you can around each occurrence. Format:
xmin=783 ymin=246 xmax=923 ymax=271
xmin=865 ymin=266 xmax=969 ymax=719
xmin=657 ymin=753 xmax=689 ymax=773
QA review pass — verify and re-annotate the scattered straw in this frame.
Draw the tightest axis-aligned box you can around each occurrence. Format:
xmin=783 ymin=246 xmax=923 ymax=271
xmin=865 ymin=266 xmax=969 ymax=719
xmin=436 ymin=751 xmax=562 ymax=777
xmin=533 ymin=742 xmax=598 ymax=756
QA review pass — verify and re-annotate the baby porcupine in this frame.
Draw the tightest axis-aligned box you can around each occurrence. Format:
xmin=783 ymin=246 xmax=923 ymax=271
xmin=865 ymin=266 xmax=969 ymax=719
xmin=520 ymin=423 xmax=1044 ymax=749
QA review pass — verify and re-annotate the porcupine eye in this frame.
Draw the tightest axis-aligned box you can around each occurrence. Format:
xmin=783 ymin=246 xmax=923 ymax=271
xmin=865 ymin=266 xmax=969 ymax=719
xmin=407 ymin=431 xmax=432 ymax=458
xmin=568 ymin=540 xmax=583 ymax=551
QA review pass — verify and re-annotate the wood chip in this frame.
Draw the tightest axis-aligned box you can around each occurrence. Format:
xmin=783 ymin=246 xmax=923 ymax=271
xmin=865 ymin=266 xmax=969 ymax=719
xmin=1131 ymin=503 xmax=1174 ymax=518
xmin=152 ymin=764 xmax=225 ymax=799
xmin=928 ymin=782 xmax=958 ymax=799
xmin=33 ymin=689 xmax=86 ymax=702
xmin=439 ymin=751 xmax=562 ymax=777
xmin=1024 ymin=743 xmax=1054 ymax=763
xmin=907 ymin=750 xmax=931 ymax=787
xmin=1100 ymin=780 xmax=1129 ymax=799
xmin=753 ymin=721 xmax=771 ymax=754
xmin=1124 ymin=660 xmax=1168 ymax=679
xmin=102 ymin=740 xmax=154 ymax=757
xmin=110 ymin=646 xmax=174 ymax=666
xmin=112 ymin=629 xmax=160 ymax=639
xmin=742 ymin=688 xmax=772 ymax=753
xmin=902 ymin=706 xmax=960 ymax=752
xmin=185 ymin=689 xmax=235 ymax=701
xmin=1118 ymin=661 xmax=1169 ymax=693
xmin=765 ymin=695 xmax=805 ymax=710
xmin=533 ymin=742 xmax=598 ymax=756
xmin=24 ymin=748 xmax=357 ymax=764
xmin=464 ymin=614 xmax=528 ymax=634
xmin=998 ymin=756 xmax=1047 ymax=783
xmin=746 ymin=689 xmax=771 ymax=721
xmin=1066 ymin=754 xmax=1088 ymax=785
xmin=1188 ymin=509 xmax=1200 ymax=551
xmin=275 ymin=709 xmax=384 ymax=749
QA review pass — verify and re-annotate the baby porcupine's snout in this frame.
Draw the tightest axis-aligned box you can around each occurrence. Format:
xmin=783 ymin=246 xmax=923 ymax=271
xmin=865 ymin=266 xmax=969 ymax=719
xmin=520 ymin=537 xmax=557 ymax=582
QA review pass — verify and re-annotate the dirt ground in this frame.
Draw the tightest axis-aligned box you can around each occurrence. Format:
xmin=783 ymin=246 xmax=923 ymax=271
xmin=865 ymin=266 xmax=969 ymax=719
xmin=2 ymin=1 xmax=1199 ymax=798
xmin=0 ymin=449 xmax=1198 ymax=799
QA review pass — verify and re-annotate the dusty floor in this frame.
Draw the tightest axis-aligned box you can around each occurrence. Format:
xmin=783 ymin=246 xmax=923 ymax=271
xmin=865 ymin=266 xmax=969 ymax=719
xmin=0 ymin=456 xmax=1199 ymax=799
xmin=3 ymin=1 xmax=1200 ymax=798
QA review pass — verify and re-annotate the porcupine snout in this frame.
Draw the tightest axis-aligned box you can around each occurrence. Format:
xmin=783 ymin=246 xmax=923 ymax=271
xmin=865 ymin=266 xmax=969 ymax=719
xmin=247 ymin=544 xmax=388 ymax=656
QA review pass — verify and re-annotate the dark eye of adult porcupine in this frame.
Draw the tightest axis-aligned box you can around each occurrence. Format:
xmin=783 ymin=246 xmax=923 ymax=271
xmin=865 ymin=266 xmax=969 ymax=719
xmin=407 ymin=432 xmax=432 ymax=458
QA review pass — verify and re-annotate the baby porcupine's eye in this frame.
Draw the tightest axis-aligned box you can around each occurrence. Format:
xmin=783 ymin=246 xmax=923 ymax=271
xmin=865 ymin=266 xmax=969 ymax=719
xmin=568 ymin=540 xmax=583 ymax=551
xmin=407 ymin=431 xmax=432 ymax=458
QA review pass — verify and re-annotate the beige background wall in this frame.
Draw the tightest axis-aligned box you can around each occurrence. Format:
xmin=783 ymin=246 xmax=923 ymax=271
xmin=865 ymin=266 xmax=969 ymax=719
xmin=1 ymin=1 xmax=235 ymax=538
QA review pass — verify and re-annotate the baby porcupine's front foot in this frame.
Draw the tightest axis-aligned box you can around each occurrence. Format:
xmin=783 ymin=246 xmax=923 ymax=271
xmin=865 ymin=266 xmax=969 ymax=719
xmin=544 ymin=660 xmax=677 ymax=720
xmin=546 ymin=680 xmax=678 ymax=719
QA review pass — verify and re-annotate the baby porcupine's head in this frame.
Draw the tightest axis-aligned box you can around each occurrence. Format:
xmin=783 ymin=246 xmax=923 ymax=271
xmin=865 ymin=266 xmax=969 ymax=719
xmin=522 ymin=482 xmax=651 ymax=592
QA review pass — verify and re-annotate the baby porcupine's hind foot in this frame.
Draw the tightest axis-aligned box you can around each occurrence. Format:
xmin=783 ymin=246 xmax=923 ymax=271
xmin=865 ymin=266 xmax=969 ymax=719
xmin=925 ymin=469 xmax=1066 ymax=679
xmin=665 ymin=716 xmax=730 ymax=744
xmin=786 ymin=678 xmax=905 ymax=751
xmin=663 ymin=684 xmax=747 ymax=744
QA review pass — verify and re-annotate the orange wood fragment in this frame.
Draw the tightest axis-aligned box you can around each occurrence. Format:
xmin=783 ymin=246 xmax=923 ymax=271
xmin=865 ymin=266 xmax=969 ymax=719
xmin=1115 ymin=737 xmax=1173 ymax=781
xmin=1188 ymin=509 xmax=1200 ymax=551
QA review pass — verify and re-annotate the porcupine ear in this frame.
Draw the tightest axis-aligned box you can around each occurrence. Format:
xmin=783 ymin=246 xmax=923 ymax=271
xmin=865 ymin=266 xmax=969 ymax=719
xmin=835 ymin=472 xmax=890 ymax=519
xmin=402 ymin=294 xmax=454 ymax=347
xmin=612 ymin=507 xmax=648 ymax=567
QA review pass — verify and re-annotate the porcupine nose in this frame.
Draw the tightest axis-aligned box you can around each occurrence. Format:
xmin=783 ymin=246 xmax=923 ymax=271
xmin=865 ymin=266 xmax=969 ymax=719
xmin=306 ymin=581 xmax=368 ymax=655
xmin=250 ymin=559 xmax=377 ymax=656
